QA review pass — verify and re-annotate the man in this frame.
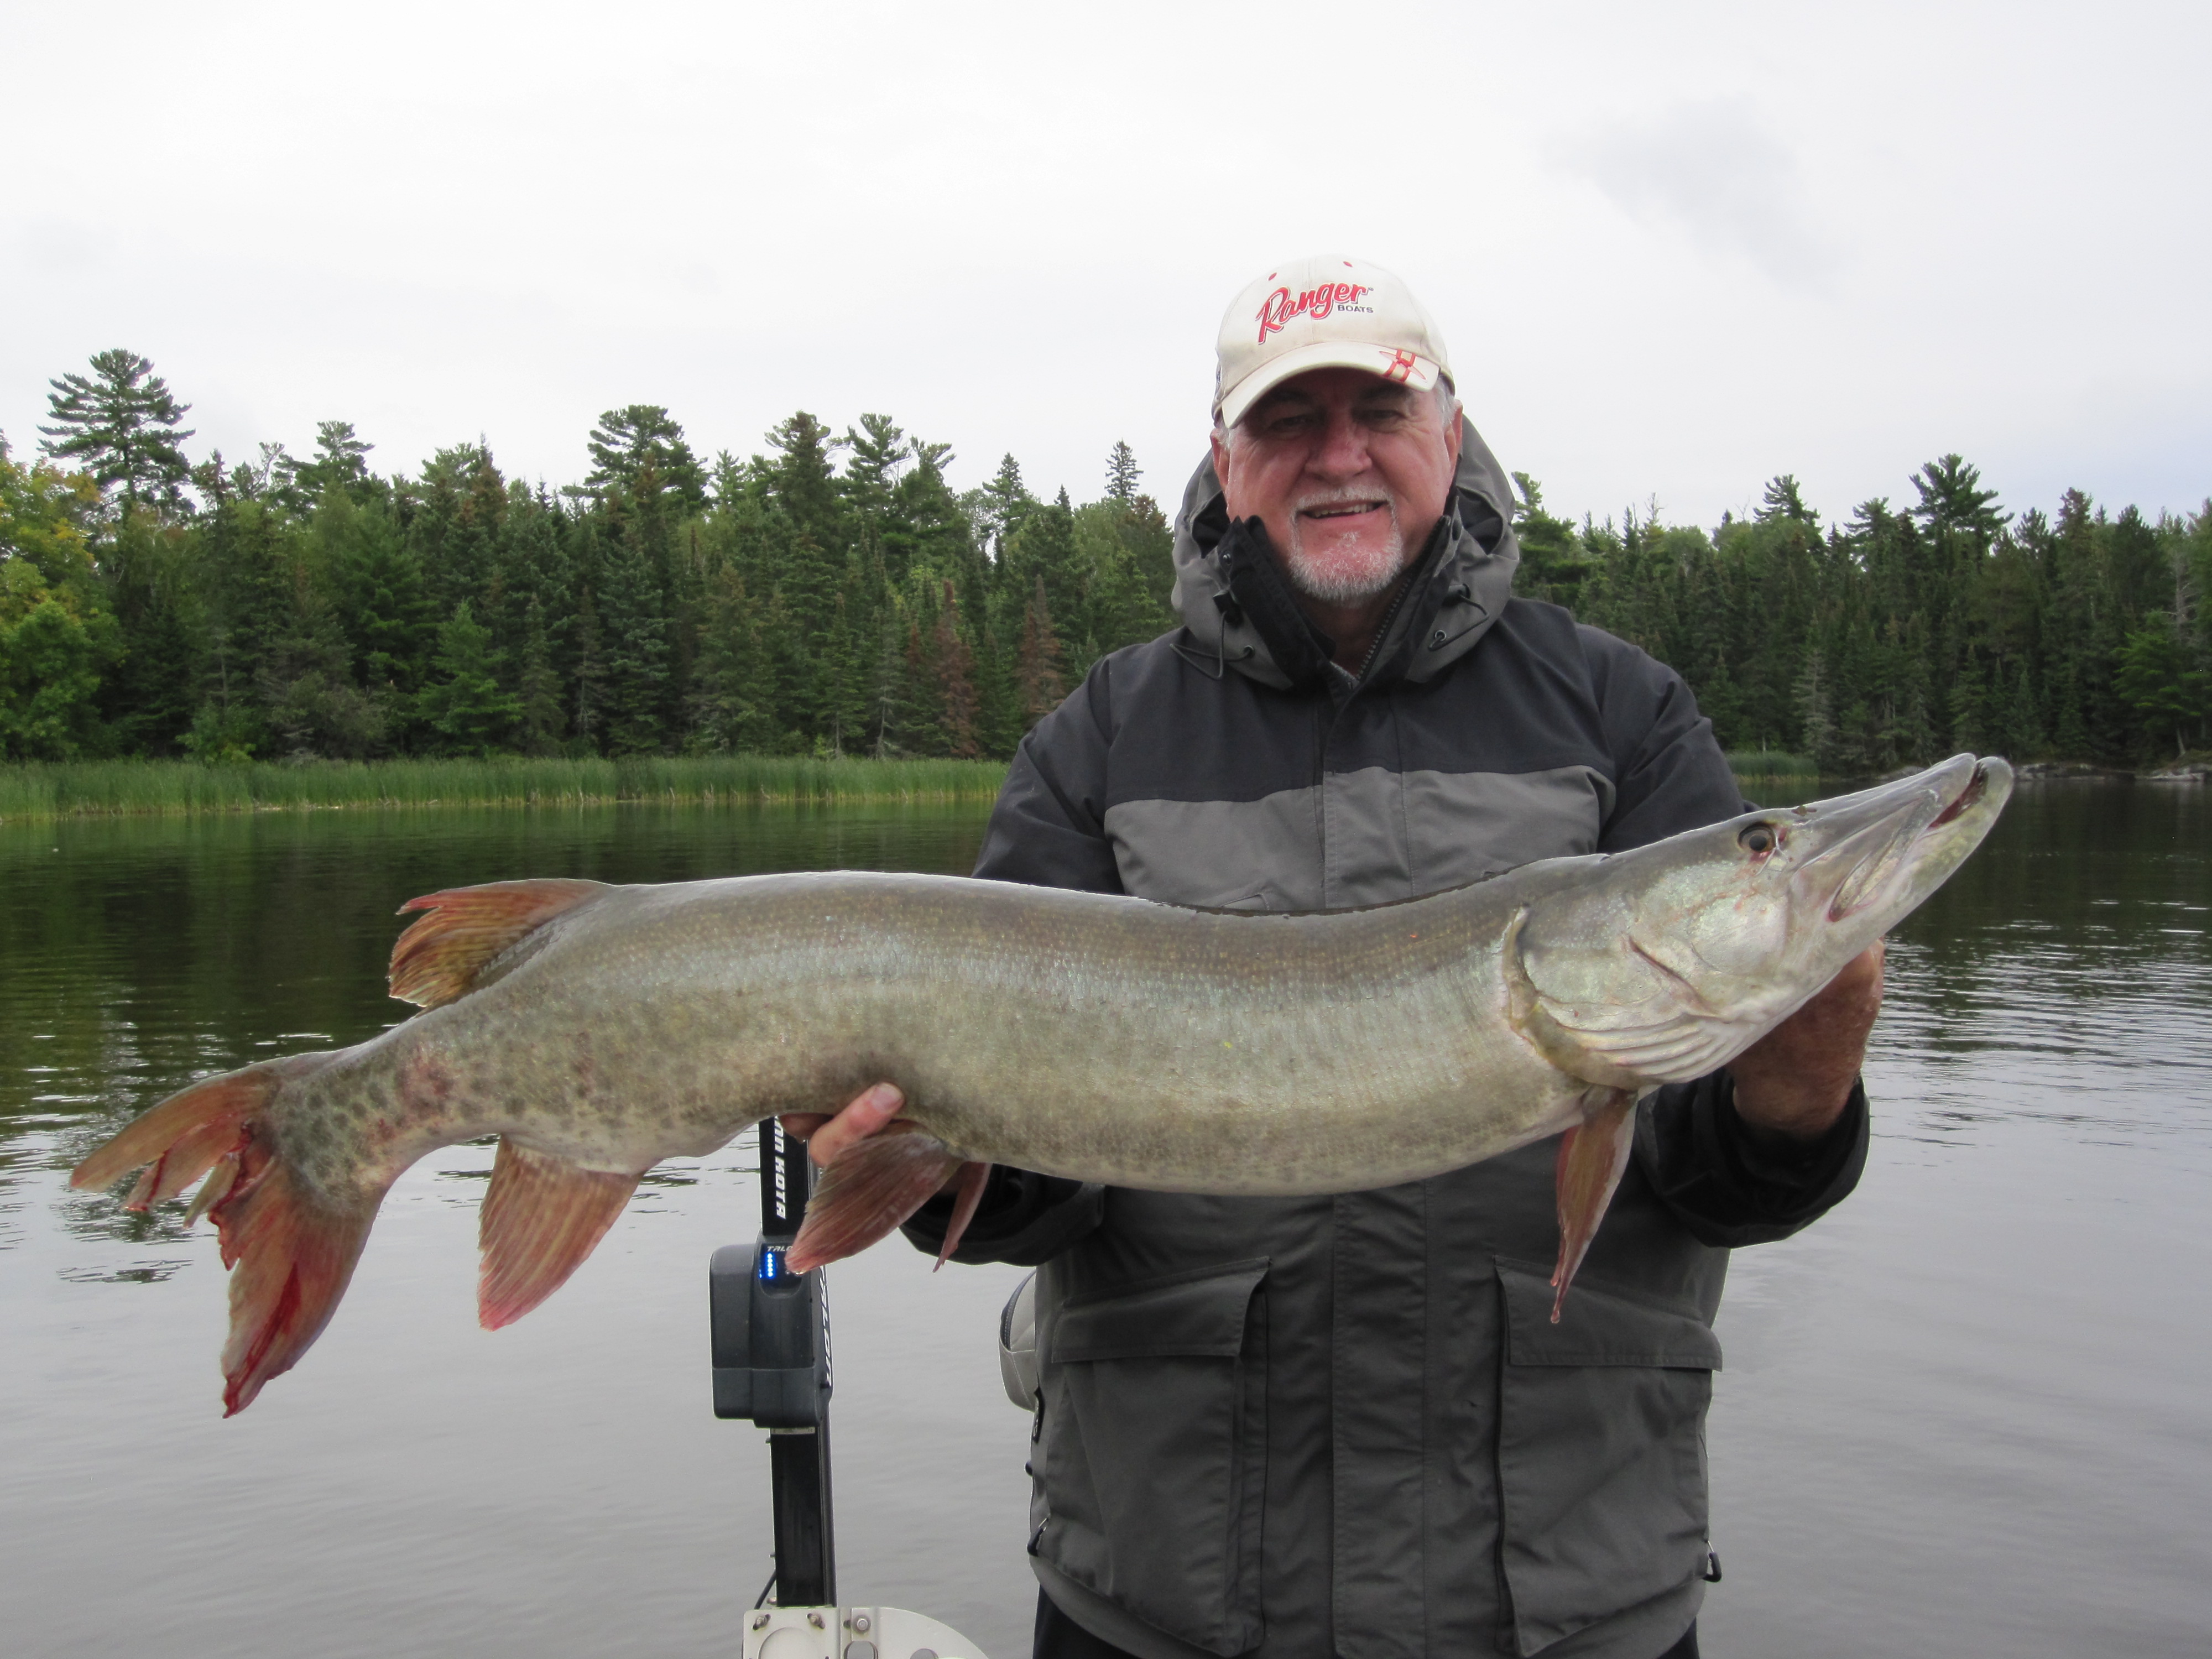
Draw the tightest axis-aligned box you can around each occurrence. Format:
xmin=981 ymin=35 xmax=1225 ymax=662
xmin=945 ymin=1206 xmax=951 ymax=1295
xmin=795 ymin=256 xmax=1880 ymax=1659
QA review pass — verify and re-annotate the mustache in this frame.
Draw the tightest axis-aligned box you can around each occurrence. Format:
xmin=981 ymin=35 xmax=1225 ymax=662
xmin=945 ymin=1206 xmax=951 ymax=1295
xmin=1290 ymin=486 xmax=1392 ymax=517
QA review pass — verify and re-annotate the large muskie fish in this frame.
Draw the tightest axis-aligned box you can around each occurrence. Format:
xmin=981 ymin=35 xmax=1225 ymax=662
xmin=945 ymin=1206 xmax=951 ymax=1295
xmin=75 ymin=754 xmax=2011 ymax=1413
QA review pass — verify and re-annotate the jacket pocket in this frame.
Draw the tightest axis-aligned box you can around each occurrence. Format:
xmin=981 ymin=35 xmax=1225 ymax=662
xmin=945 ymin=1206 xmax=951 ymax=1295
xmin=1493 ymin=1260 xmax=1721 ymax=1658
xmin=1036 ymin=1259 xmax=1269 ymax=1656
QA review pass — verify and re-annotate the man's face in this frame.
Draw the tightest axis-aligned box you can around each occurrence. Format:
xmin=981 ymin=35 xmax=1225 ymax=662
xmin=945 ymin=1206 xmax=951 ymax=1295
xmin=1211 ymin=366 xmax=1462 ymax=606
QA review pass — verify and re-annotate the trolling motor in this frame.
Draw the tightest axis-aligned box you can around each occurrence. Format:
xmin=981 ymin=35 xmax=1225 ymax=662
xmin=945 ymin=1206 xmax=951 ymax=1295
xmin=711 ymin=1120 xmax=988 ymax=1659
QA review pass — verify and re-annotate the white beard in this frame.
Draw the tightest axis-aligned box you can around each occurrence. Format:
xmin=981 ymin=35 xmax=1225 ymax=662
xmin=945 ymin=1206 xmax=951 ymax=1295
xmin=1281 ymin=489 xmax=1407 ymax=603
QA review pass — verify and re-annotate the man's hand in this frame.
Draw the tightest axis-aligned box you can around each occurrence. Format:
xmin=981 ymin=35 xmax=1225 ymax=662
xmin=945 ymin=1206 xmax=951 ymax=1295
xmin=780 ymin=1082 xmax=906 ymax=1169
xmin=1729 ymin=940 xmax=1885 ymax=1144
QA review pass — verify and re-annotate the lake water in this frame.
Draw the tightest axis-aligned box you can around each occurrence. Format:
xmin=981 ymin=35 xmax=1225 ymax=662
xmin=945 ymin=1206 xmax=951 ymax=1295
xmin=1 ymin=784 xmax=2206 ymax=1658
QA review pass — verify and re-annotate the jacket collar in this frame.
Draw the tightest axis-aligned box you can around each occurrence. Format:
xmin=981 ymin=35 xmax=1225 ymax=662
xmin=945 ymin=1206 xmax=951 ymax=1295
xmin=1168 ymin=414 xmax=1522 ymax=692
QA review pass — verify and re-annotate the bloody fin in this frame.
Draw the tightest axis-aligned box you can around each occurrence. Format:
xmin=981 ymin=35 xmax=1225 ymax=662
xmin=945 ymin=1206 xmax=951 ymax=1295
xmin=389 ymin=878 xmax=608 ymax=1009
xmin=786 ymin=1125 xmax=962 ymax=1274
xmin=1550 ymin=1086 xmax=1639 ymax=1323
xmin=72 ymin=1054 xmax=377 ymax=1415
xmin=71 ymin=1064 xmax=282 ymax=1204
xmin=215 ymin=1156 xmax=380 ymax=1416
xmin=477 ymin=1138 xmax=640 ymax=1330
xmin=935 ymin=1161 xmax=993 ymax=1270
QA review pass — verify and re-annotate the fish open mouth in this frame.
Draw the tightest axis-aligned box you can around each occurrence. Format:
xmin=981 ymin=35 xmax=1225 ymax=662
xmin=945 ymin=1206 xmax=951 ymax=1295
xmin=1928 ymin=759 xmax=1990 ymax=829
xmin=1813 ymin=757 xmax=1998 ymax=922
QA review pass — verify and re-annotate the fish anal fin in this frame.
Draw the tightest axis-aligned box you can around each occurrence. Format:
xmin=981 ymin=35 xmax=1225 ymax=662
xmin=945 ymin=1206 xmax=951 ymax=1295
xmin=1550 ymin=1086 xmax=1639 ymax=1323
xmin=786 ymin=1125 xmax=962 ymax=1274
xmin=389 ymin=879 xmax=608 ymax=1009
xmin=478 ymin=1139 xmax=640 ymax=1331
xmin=216 ymin=1157 xmax=380 ymax=1416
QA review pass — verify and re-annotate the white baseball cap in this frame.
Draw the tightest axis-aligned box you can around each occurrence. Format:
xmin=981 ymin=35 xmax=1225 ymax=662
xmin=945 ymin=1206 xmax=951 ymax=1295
xmin=1213 ymin=254 xmax=1454 ymax=427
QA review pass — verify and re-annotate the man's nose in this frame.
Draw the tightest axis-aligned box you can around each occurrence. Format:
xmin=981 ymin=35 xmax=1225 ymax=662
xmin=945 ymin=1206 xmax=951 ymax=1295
xmin=1307 ymin=408 xmax=1372 ymax=479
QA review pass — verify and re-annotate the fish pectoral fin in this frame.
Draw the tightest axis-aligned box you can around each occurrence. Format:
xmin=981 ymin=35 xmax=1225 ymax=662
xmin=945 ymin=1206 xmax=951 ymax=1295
xmin=389 ymin=878 xmax=610 ymax=1009
xmin=936 ymin=1161 xmax=994 ymax=1270
xmin=1535 ymin=995 xmax=1753 ymax=1087
xmin=785 ymin=1125 xmax=964 ymax=1274
xmin=478 ymin=1139 xmax=641 ymax=1331
xmin=1550 ymin=1086 xmax=1639 ymax=1323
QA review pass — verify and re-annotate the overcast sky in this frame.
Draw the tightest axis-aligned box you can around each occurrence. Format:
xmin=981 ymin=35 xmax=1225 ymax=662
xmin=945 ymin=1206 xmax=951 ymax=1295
xmin=4 ymin=0 xmax=2206 ymax=531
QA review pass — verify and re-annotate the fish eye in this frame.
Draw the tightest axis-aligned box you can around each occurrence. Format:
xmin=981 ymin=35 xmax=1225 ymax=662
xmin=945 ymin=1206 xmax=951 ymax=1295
xmin=1739 ymin=822 xmax=1783 ymax=857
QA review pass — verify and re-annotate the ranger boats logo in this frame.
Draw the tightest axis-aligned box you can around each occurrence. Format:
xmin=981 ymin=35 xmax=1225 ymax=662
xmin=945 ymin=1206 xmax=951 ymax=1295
xmin=1255 ymin=281 xmax=1374 ymax=341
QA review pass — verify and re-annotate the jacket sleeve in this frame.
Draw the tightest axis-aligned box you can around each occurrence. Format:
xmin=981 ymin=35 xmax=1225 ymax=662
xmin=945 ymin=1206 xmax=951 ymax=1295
xmin=1635 ymin=1071 xmax=1869 ymax=1247
xmin=899 ymin=661 xmax=1129 ymax=1264
xmin=971 ymin=662 xmax=1127 ymax=894
xmin=899 ymin=1169 xmax=1108 ymax=1266
xmin=1578 ymin=622 xmax=1872 ymax=1240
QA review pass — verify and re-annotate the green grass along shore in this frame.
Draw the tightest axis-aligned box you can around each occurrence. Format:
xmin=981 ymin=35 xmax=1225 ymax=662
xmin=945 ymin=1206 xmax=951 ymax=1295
xmin=0 ymin=755 xmax=1016 ymax=820
xmin=0 ymin=752 xmax=1833 ymax=821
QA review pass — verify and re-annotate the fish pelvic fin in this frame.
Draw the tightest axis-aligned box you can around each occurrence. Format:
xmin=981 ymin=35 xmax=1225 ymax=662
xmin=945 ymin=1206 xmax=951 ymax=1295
xmin=389 ymin=878 xmax=609 ymax=1009
xmin=478 ymin=1138 xmax=641 ymax=1330
xmin=785 ymin=1125 xmax=963 ymax=1274
xmin=1550 ymin=1086 xmax=1639 ymax=1323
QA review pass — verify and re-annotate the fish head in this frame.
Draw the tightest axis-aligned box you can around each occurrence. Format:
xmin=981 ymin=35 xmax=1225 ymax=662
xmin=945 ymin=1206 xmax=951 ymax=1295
xmin=1505 ymin=754 xmax=2012 ymax=1087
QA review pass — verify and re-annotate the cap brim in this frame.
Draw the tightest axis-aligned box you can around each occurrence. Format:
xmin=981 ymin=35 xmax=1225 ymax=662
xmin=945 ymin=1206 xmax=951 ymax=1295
xmin=1215 ymin=341 xmax=1443 ymax=427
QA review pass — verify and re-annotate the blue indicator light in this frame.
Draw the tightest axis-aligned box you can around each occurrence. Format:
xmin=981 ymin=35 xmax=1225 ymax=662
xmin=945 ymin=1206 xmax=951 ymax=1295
xmin=758 ymin=1247 xmax=784 ymax=1282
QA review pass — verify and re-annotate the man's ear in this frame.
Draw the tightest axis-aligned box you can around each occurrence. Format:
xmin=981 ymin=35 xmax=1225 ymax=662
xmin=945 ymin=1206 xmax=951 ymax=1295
xmin=1210 ymin=426 xmax=1237 ymax=515
xmin=1446 ymin=410 xmax=1465 ymax=469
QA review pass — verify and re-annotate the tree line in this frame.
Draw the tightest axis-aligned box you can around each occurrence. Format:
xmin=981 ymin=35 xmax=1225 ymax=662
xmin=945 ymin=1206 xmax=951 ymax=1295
xmin=2 ymin=348 xmax=2206 ymax=769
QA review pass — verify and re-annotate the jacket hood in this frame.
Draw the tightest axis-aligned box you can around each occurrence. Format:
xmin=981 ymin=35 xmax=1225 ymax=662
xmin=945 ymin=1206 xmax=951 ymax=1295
xmin=1169 ymin=414 xmax=1522 ymax=690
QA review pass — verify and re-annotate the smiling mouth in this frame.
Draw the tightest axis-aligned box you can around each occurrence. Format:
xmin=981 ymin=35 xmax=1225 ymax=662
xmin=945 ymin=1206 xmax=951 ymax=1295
xmin=1300 ymin=501 xmax=1386 ymax=520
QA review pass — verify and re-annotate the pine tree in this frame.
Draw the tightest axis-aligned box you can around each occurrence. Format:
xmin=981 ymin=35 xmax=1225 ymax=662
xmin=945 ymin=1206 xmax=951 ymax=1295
xmin=572 ymin=587 xmax=608 ymax=752
xmin=1015 ymin=575 xmax=1068 ymax=728
xmin=1911 ymin=455 xmax=2005 ymax=547
xmin=1793 ymin=647 xmax=1835 ymax=766
xmin=1756 ymin=474 xmax=1819 ymax=527
xmin=1104 ymin=441 xmax=1141 ymax=505
xmin=418 ymin=602 xmax=521 ymax=755
xmin=595 ymin=531 xmax=670 ymax=753
xmin=585 ymin=405 xmax=708 ymax=516
xmin=515 ymin=598 xmax=566 ymax=755
xmin=930 ymin=582 xmax=980 ymax=758
xmin=974 ymin=453 xmax=1035 ymax=556
xmin=290 ymin=420 xmax=376 ymax=503
xmin=38 ymin=349 xmax=195 ymax=516
xmin=2114 ymin=613 xmax=2210 ymax=758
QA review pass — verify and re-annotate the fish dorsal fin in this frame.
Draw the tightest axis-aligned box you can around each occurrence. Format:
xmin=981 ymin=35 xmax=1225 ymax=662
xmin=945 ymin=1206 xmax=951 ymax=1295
xmin=478 ymin=1139 xmax=640 ymax=1330
xmin=389 ymin=879 xmax=608 ymax=1008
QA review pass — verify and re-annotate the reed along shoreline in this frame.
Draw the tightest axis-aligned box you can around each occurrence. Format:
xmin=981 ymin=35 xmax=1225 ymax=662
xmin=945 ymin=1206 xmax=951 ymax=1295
xmin=0 ymin=755 xmax=1014 ymax=821
xmin=0 ymin=751 xmax=1832 ymax=822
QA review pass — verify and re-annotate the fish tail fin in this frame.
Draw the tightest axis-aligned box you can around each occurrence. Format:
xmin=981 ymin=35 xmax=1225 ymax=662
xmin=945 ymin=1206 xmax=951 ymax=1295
xmin=477 ymin=1138 xmax=640 ymax=1329
xmin=71 ymin=1053 xmax=375 ymax=1415
xmin=390 ymin=878 xmax=608 ymax=1009
xmin=70 ymin=1063 xmax=285 ymax=1208
xmin=785 ymin=1125 xmax=964 ymax=1274
xmin=1550 ymin=1086 xmax=1639 ymax=1322
xmin=217 ymin=1159 xmax=379 ymax=1416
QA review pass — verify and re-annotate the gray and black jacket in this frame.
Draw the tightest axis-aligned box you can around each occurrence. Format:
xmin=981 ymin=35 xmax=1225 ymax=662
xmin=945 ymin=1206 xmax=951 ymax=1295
xmin=906 ymin=423 xmax=1867 ymax=1659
